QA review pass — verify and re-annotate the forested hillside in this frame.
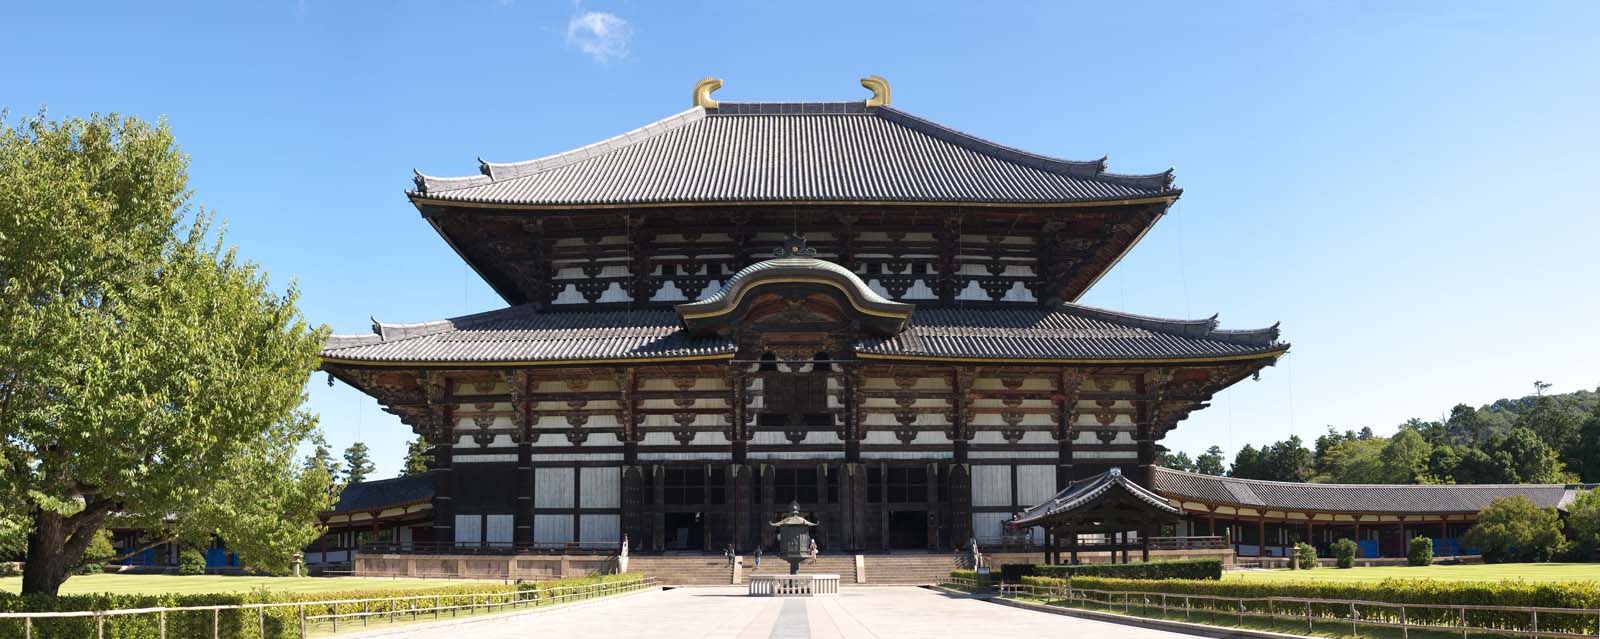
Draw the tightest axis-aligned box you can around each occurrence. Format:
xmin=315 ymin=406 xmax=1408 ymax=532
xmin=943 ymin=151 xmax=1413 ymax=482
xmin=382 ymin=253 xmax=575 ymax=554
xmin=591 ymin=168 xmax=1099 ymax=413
xmin=1162 ymin=386 xmax=1600 ymax=484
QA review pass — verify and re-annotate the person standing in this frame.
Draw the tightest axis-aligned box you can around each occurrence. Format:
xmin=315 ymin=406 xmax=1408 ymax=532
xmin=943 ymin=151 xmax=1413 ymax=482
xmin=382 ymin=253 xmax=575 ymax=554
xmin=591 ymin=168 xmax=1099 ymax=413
xmin=754 ymin=545 xmax=763 ymax=570
xmin=725 ymin=543 xmax=735 ymax=567
xmin=807 ymin=539 xmax=818 ymax=560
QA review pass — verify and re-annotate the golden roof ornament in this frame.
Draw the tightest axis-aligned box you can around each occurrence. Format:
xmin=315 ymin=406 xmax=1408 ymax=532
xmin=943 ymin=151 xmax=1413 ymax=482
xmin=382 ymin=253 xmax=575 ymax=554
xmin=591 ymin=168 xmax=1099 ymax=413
xmin=692 ymin=77 xmax=723 ymax=109
xmin=860 ymin=75 xmax=891 ymax=107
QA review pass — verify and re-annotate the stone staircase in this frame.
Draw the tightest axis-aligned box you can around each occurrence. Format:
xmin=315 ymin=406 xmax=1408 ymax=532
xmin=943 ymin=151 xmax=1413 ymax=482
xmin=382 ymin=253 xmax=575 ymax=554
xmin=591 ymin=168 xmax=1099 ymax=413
xmin=861 ymin=553 xmax=963 ymax=585
xmin=625 ymin=555 xmax=736 ymax=586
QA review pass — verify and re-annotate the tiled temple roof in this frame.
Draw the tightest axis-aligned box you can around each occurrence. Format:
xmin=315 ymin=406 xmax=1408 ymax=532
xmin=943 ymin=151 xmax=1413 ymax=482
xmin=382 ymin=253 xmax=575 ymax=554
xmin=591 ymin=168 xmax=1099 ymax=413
xmin=327 ymin=473 xmax=435 ymax=515
xmin=1014 ymin=467 xmax=1183 ymax=526
xmin=321 ymin=303 xmax=1283 ymax=365
xmin=409 ymin=102 xmax=1178 ymax=207
xmin=322 ymin=308 xmax=734 ymax=364
xmin=856 ymin=306 xmax=1283 ymax=362
xmin=1152 ymin=467 xmax=1581 ymax=514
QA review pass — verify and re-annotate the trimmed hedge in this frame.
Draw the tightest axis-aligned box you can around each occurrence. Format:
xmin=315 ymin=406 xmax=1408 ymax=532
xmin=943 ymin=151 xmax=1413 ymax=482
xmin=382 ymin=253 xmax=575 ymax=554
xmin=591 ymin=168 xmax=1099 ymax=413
xmin=177 ymin=549 xmax=207 ymax=576
xmin=1408 ymin=536 xmax=1434 ymax=567
xmin=1017 ymin=575 xmax=1600 ymax=635
xmin=946 ymin=569 xmax=995 ymax=589
xmin=1331 ymin=538 xmax=1358 ymax=569
xmin=999 ymin=558 xmax=1223 ymax=582
xmin=0 ymin=572 xmax=644 ymax=639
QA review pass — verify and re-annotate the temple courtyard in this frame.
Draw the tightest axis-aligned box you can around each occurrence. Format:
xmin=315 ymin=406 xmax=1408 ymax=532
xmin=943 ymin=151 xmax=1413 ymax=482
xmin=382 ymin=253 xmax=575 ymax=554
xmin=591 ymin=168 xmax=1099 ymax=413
xmin=353 ymin=586 xmax=1196 ymax=639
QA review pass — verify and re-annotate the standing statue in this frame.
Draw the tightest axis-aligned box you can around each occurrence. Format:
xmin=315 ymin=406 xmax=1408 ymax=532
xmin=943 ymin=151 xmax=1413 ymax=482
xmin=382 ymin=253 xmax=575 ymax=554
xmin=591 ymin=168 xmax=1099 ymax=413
xmin=619 ymin=534 xmax=630 ymax=572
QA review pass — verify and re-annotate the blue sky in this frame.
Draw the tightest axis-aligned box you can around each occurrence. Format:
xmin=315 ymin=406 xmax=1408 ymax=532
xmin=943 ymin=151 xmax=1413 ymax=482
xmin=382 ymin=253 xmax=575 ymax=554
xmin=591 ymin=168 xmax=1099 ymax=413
xmin=7 ymin=1 xmax=1597 ymax=477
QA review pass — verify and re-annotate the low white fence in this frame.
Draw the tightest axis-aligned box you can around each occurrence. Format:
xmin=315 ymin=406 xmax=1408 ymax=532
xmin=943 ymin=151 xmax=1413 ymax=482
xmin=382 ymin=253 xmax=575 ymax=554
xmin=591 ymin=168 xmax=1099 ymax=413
xmin=747 ymin=574 xmax=840 ymax=597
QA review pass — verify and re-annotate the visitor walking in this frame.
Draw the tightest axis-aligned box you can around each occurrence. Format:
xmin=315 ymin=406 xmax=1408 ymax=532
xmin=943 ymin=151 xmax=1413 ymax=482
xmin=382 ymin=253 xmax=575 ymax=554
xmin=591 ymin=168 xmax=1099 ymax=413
xmin=725 ymin=544 xmax=735 ymax=567
xmin=754 ymin=545 xmax=763 ymax=569
xmin=807 ymin=539 xmax=818 ymax=560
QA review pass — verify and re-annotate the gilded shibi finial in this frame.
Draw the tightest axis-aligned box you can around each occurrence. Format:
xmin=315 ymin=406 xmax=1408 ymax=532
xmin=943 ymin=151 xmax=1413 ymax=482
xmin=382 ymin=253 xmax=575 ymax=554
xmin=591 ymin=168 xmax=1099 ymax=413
xmin=693 ymin=77 xmax=723 ymax=109
xmin=773 ymin=234 xmax=817 ymax=258
xmin=860 ymin=75 xmax=891 ymax=107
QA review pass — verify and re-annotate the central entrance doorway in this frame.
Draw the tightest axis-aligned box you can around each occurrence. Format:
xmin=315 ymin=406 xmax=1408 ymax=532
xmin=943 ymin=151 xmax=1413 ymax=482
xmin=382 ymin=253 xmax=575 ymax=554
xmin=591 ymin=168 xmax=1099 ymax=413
xmin=663 ymin=512 xmax=704 ymax=550
xmin=887 ymin=510 xmax=927 ymax=549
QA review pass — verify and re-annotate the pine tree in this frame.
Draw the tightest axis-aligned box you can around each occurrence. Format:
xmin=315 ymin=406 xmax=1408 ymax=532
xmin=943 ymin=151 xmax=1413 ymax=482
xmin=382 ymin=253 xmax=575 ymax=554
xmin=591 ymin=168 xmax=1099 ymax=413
xmin=343 ymin=442 xmax=376 ymax=484
xmin=400 ymin=436 xmax=432 ymax=476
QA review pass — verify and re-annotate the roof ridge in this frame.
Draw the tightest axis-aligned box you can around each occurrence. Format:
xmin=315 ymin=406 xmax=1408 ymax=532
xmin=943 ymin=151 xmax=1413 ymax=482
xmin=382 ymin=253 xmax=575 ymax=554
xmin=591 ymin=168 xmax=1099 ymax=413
xmin=325 ymin=304 xmax=544 ymax=351
xmin=874 ymin=106 xmax=1176 ymax=190
xmin=1056 ymin=302 xmax=1282 ymax=347
xmin=412 ymin=107 xmax=707 ymax=194
xmin=1153 ymin=466 xmax=1568 ymax=489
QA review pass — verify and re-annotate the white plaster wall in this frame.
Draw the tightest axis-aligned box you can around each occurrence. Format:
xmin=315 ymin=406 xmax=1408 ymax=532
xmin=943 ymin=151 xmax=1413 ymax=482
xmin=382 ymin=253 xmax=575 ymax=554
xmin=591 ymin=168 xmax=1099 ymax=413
xmin=580 ymin=467 xmax=621 ymax=508
xmin=972 ymin=465 xmax=1012 ymax=507
xmin=535 ymin=468 xmax=575 ymax=508
xmin=534 ymin=515 xmax=574 ymax=543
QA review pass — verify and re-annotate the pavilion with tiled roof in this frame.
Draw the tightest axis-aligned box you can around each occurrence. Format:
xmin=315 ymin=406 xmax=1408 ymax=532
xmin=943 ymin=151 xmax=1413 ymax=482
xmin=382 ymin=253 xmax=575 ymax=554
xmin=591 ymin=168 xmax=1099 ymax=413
xmin=317 ymin=76 xmax=1290 ymax=564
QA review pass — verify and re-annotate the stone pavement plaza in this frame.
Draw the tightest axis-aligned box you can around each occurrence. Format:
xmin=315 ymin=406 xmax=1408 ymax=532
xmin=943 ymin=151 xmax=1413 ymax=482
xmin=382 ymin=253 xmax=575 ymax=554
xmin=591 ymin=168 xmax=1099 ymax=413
xmin=360 ymin=586 xmax=1199 ymax=639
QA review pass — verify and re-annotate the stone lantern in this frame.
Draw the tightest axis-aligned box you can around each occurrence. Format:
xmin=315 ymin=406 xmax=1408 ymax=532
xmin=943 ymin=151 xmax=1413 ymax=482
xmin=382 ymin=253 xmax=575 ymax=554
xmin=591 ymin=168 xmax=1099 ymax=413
xmin=770 ymin=501 xmax=817 ymax=575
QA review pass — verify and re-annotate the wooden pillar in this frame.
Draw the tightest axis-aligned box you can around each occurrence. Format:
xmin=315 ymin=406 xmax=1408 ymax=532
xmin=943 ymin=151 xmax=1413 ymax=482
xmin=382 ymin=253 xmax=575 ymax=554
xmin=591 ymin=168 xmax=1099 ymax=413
xmin=925 ymin=462 xmax=940 ymax=549
xmin=1398 ymin=517 xmax=1407 ymax=558
xmin=1256 ymin=516 xmax=1265 ymax=558
xmin=651 ymin=465 xmax=666 ymax=551
xmin=1208 ymin=509 xmax=1218 ymax=538
xmin=1141 ymin=526 xmax=1151 ymax=563
xmin=432 ymin=442 xmax=455 ymax=547
xmin=949 ymin=463 xmax=971 ymax=552
xmin=1068 ymin=525 xmax=1079 ymax=564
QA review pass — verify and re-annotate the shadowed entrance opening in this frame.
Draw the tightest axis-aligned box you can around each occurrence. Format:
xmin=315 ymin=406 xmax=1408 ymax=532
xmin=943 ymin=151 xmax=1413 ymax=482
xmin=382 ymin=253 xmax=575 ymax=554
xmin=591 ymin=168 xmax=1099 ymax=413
xmin=888 ymin=510 xmax=926 ymax=549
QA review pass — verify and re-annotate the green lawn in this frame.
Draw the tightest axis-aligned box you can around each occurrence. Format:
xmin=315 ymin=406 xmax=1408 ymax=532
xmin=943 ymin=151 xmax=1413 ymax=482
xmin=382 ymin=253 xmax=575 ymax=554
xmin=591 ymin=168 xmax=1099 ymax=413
xmin=1226 ymin=563 xmax=1600 ymax=583
xmin=0 ymin=574 xmax=487 ymax=596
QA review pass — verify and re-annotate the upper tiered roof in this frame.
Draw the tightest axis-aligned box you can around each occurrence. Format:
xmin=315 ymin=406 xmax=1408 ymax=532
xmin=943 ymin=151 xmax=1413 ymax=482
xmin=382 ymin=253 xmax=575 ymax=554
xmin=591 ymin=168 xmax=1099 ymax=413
xmin=411 ymin=83 xmax=1177 ymax=208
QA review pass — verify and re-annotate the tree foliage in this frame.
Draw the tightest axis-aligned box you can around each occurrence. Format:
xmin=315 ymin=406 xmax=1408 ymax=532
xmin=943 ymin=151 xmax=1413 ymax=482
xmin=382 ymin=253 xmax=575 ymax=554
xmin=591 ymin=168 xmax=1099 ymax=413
xmin=1462 ymin=496 xmax=1566 ymax=563
xmin=1566 ymin=490 xmax=1600 ymax=553
xmin=342 ymin=442 xmax=374 ymax=484
xmin=0 ymin=112 xmax=330 ymax=594
xmin=400 ymin=435 xmax=432 ymax=477
xmin=1229 ymin=436 xmax=1310 ymax=481
xmin=1174 ymin=387 xmax=1597 ymax=486
xmin=1194 ymin=445 xmax=1226 ymax=476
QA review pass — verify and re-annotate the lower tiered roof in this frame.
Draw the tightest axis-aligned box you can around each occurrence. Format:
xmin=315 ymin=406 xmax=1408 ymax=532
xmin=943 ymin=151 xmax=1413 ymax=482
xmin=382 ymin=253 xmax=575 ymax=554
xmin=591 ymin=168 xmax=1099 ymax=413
xmin=321 ymin=304 xmax=1286 ymax=366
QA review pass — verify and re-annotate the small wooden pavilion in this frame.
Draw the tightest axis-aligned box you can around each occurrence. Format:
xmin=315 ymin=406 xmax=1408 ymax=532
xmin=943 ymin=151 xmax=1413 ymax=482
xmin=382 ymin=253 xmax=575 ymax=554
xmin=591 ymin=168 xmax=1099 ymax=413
xmin=1012 ymin=467 xmax=1182 ymax=563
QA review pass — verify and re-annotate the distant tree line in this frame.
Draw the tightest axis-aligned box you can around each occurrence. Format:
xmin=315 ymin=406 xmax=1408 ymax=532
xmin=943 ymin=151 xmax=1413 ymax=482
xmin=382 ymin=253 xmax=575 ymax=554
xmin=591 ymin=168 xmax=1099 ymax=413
xmin=1162 ymin=385 xmax=1600 ymax=484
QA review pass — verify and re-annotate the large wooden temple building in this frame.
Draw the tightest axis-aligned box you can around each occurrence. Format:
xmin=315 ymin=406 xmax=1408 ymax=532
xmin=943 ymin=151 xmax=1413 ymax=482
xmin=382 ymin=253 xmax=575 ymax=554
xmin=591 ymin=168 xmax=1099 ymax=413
xmin=319 ymin=77 xmax=1291 ymax=556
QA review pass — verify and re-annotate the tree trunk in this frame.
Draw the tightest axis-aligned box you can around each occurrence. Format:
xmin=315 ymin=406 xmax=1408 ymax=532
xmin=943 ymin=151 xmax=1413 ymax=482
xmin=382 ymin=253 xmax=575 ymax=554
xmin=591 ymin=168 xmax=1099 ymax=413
xmin=20 ymin=505 xmax=111 ymax=596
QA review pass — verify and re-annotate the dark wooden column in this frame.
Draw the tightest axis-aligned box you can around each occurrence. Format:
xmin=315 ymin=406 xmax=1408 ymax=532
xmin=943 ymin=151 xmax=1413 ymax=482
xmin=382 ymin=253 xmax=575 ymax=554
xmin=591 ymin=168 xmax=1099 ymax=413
xmin=949 ymin=462 xmax=971 ymax=551
xmin=733 ymin=463 xmax=753 ymax=551
xmin=506 ymin=370 xmax=534 ymax=546
xmin=759 ymin=464 xmax=776 ymax=549
xmin=622 ymin=465 xmax=644 ymax=550
xmin=431 ymin=440 xmax=455 ymax=546
xmin=650 ymin=465 xmax=666 ymax=551
xmin=925 ymin=462 xmax=940 ymax=549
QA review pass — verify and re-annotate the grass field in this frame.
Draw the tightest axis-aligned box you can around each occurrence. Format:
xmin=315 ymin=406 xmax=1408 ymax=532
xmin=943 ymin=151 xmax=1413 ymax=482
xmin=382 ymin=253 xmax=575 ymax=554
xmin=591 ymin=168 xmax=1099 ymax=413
xmin=0 ymin=574 xmax=488 ymax=596
xmin=1226 ymin=563 xmax=1600 ymax=583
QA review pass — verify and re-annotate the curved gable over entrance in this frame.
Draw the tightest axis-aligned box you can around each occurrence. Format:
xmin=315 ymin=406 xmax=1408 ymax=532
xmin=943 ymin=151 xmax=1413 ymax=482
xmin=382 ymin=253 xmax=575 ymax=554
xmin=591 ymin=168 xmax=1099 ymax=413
xmin=675 ymin=236 xmax=914 ymax=337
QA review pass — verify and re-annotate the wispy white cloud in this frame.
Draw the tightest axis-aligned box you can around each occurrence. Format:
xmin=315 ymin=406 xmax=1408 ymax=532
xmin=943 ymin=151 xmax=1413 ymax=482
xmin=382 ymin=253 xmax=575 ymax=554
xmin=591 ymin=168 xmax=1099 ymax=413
xmin=565 ymin=10 xmax=632 ymax=63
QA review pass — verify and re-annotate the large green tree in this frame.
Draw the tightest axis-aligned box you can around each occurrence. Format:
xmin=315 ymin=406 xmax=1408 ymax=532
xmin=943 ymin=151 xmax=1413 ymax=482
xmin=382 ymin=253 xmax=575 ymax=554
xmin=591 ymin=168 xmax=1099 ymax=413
xmin=400 ymin=435 xmax=432 ymax=477
xmin=1194 ymin=445 xmax=1227 ymax=476
xmin=1462 ymin=496 xmax=1566 ymax=563
xmin=343 ymin=442 xmax=375 ymax=484
xmin=0 ymin=112 xmax=330 ymax=594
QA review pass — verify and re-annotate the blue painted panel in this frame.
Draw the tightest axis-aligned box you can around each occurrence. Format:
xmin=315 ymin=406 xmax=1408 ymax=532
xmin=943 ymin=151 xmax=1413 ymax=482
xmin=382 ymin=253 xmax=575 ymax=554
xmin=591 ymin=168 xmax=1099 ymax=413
xmin=1357 ymin=539 xmax=1379 ymax=558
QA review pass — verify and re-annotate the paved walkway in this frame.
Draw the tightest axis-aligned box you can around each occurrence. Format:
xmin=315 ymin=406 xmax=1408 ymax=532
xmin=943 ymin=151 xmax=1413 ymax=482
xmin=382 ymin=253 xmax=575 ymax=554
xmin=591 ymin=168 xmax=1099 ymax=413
xmin=358 ymin=586 xmax=1201 ymax=638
